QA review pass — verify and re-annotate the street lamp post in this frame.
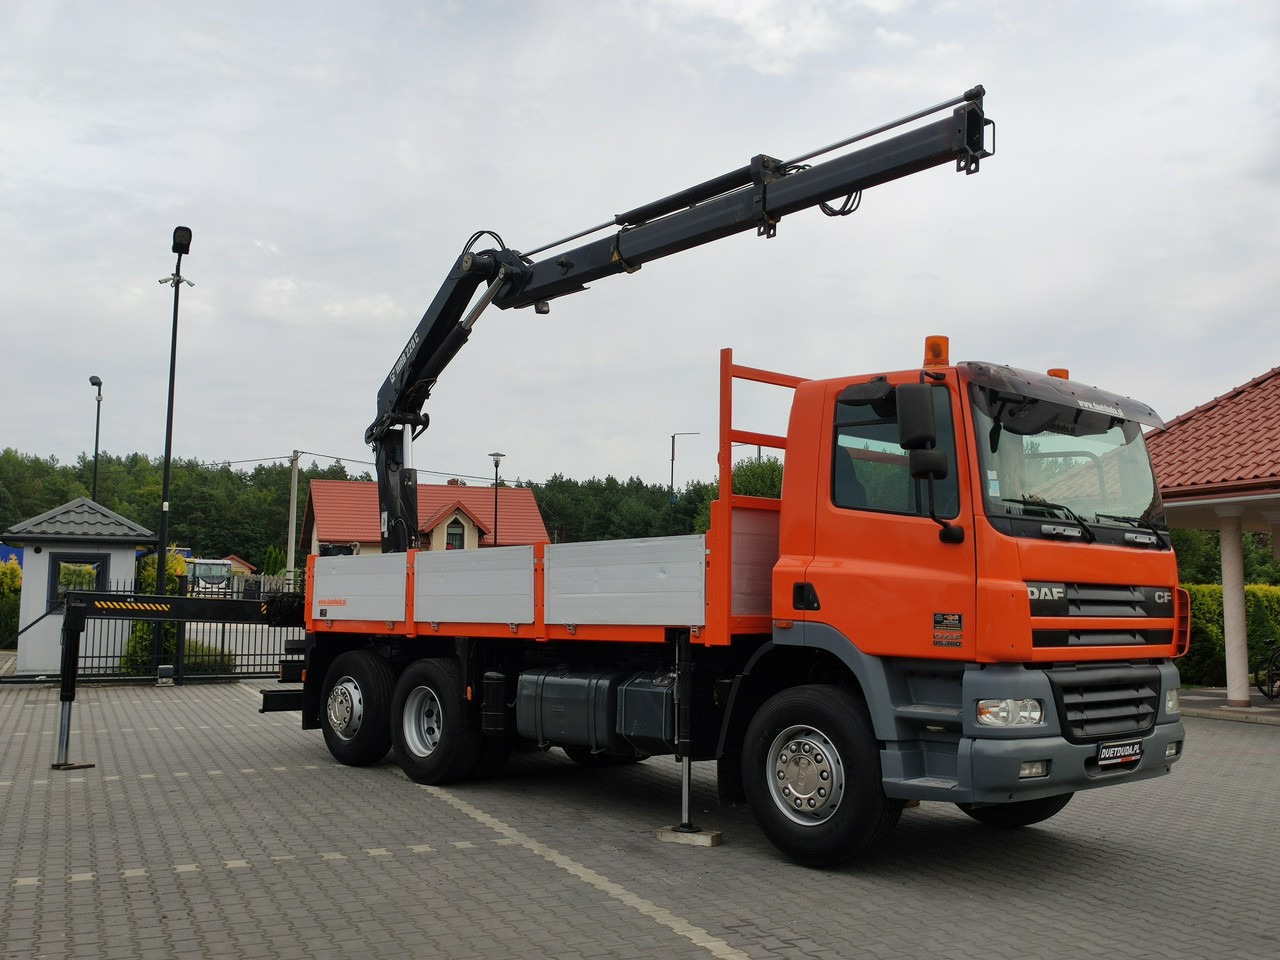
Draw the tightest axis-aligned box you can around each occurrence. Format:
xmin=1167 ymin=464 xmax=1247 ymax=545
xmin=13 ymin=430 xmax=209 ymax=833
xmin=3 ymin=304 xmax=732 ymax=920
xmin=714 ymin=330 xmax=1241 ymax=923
xmin=489 ymin=452 xmax=505 ymax=546
xmin=89 ymin=376 xmax=103 ymax=501
xmin=154 ymin=226 xmax=193 ymax=672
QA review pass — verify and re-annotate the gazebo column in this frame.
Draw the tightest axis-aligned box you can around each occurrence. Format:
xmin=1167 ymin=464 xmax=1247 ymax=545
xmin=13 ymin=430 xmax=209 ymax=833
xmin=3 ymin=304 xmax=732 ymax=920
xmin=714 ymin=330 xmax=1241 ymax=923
xmin=1216 ymin=508 xmax=1250 ymax=707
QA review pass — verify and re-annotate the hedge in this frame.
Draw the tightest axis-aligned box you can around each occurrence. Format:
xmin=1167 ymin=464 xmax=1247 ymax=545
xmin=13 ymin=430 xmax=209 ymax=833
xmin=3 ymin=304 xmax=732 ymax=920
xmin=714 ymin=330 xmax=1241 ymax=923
xmin=1180 ymin=584 xmax=1280 ymax=686
xmin=118 ymin=622 xmax=236 ymax=676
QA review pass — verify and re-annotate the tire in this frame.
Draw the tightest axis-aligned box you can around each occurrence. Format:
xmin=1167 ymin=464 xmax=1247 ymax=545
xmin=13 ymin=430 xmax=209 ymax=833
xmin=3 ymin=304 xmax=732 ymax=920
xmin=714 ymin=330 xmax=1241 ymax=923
xmin=391 ymin=659 xmax=483 ymax=785
xmin=957 ymin=793 xmax=1073 ymax=828
xmin=741 ymin=685 xmax=902 ymax=867
xmin=320 ymin=650 xmax=395 ymax=766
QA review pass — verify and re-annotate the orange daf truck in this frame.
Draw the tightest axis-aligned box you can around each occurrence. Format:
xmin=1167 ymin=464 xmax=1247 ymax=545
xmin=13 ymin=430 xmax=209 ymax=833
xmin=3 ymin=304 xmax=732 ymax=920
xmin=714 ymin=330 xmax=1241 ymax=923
xmin=267 ymin=87 xmax=1190 ymax=865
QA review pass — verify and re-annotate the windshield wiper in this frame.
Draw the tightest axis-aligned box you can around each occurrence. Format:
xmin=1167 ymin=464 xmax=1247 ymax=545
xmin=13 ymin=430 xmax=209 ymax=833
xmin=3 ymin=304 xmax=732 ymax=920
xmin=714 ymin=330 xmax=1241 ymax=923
xmin=1094 ymin=513 xmax=1170 ymax=547
xmin=1000 ymin=497 xmax=1097 ymax=542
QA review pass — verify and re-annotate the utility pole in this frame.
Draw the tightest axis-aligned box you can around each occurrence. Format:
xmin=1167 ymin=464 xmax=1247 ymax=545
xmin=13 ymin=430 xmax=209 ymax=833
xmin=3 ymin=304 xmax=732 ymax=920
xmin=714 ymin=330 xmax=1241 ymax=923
xmin=287 ymin=449 xmax=300 ymax=589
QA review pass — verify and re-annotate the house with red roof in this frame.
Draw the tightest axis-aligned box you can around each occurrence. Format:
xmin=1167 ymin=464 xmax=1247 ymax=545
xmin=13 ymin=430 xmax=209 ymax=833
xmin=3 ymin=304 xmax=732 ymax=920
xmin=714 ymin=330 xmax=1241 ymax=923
xmin=300 ymin=479 xmax=549 ymax=557
xmin=1147 ymin=364 xmax=1280 ymax=706
xmin=224 ymin=554 xmax=257 ymax=577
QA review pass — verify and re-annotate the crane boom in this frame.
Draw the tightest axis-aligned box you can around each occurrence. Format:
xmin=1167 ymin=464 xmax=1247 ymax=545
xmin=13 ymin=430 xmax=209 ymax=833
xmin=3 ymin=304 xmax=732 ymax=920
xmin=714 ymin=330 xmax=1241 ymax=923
xmin=369 ymin=85 xmax=994 ymax=552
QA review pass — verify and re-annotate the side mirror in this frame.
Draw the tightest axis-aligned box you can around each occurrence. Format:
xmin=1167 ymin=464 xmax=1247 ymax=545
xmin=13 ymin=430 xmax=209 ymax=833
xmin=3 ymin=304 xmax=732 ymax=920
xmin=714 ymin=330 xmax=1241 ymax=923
xmin=897 ymin=383 xmax=936 ymax=450
xmin=909 ymin=448 xmax=949 ymax=481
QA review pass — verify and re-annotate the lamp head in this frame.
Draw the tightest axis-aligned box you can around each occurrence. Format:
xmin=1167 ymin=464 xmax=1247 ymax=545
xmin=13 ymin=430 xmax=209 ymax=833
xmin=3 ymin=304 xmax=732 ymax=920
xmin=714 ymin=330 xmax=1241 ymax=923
xmin=172 ymin=226 xmax=192 ymax=255
xmin=89 ymin=375 xmax=102 ymax=388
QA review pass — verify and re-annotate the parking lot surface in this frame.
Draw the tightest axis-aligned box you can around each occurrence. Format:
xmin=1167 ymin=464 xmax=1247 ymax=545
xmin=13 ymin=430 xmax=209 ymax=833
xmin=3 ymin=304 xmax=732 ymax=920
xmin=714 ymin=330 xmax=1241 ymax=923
xmin=2 ymin=680 xmax=1276 ymax=960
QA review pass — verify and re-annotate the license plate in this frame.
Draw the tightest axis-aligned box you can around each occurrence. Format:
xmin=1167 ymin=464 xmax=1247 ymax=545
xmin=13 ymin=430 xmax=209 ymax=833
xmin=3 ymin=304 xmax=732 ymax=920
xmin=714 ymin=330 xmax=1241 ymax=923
xmin=1097 ymin=738 xmax=1143 ymax=767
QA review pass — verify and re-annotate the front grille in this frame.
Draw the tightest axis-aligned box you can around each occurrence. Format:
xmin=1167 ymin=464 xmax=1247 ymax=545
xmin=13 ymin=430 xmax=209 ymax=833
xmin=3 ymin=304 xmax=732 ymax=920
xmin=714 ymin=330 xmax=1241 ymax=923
xmin=1033 ymin=629 xmax=1174 ymax=648
xmin=1026 ymin=582 xmax=1174 ymax=619
xmin=1045 ymin=663 xmax=1161 ymax=743
xmin=1066 ymin=584 xmax=1146 ymax=617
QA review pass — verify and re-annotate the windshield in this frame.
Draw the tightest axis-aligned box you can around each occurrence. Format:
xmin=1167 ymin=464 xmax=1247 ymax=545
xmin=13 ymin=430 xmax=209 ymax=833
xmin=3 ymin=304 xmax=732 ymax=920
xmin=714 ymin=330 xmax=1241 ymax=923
xmin=190 ymin=561 xmax=231 ymax=585
xmin=970 ymin=385 xmax=1166 ymax=532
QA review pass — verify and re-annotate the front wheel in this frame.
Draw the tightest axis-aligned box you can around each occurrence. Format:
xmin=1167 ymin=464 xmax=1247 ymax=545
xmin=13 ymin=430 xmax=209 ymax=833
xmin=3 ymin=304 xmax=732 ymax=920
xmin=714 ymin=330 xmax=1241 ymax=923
xmin=320 ymin=650 xmax=395 ymax=766
xmin=957 ymin=793 xmax=1073 ymax=828
xmin=391 ymin=659 xmax=483 ymax=785
xmin=741 ymin=685 xmax=901 ymax=867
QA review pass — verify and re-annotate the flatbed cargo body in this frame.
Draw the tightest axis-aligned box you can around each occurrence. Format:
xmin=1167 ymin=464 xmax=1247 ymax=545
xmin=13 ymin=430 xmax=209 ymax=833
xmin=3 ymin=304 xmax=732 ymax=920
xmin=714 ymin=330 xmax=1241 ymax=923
xmin=308 ymin=536 xmax=710 ymax=644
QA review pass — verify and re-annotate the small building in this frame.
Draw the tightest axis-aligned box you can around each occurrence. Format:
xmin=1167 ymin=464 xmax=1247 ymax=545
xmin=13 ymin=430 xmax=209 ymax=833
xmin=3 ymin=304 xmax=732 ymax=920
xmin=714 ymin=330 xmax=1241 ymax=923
xmin=224 ymin=554 xmax=257 ymax=577
xmin=2 ymin=498 xmax=154 ymax=676
xmin=300 ymin=479 xmax=549 ymax=556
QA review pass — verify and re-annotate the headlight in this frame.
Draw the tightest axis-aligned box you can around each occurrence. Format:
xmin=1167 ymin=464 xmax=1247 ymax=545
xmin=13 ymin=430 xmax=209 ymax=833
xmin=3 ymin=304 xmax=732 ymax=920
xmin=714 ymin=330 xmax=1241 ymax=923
xmin=977 ymin=698 xmax=1045 ymax=726
xmin=1165 ymin=688 xmax=1180 ymax=714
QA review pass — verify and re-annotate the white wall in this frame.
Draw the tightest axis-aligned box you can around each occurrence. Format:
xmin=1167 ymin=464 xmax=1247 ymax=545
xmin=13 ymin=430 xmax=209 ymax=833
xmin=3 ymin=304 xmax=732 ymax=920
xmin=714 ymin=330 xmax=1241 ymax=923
xmin=15 ymin=541 xmax=137 ymax=675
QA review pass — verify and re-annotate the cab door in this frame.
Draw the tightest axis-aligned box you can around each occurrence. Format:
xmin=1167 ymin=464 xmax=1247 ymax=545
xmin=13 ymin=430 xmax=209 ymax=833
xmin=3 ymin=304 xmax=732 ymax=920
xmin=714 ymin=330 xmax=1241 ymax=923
xmin=802 ymin=376 xmax=978 ymax=661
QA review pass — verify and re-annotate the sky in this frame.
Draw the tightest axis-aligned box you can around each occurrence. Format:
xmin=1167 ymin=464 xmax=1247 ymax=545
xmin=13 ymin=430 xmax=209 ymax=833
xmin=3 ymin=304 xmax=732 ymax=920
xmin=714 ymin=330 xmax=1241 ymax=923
xmin=2 ymin=0 xmax=1277 ymax=492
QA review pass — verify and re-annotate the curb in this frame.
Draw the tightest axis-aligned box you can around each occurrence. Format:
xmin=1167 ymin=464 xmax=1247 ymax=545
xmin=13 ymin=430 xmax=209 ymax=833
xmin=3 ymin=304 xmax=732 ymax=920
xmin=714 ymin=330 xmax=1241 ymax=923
xmin=1181 ymin=707 xmax=1280 ymax=726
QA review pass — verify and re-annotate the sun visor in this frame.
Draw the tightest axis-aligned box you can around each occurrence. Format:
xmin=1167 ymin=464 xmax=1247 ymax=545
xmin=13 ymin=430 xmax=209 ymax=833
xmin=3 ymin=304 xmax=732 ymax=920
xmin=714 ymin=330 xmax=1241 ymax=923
xmin=958 ymin=362 xmax=1165 ymax=429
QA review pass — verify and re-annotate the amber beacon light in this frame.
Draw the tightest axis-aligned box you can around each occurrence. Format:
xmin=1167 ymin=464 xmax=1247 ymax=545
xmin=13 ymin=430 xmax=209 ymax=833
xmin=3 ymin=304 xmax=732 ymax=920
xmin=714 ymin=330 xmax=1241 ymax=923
xmin=923 ymin=335 xmax=950 ymax=367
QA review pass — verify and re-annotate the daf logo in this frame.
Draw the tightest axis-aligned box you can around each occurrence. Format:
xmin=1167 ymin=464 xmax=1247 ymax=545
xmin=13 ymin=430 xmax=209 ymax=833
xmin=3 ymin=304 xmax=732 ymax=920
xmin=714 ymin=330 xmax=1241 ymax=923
xmin=1028 ymin=585 xmax=1065 ymax=600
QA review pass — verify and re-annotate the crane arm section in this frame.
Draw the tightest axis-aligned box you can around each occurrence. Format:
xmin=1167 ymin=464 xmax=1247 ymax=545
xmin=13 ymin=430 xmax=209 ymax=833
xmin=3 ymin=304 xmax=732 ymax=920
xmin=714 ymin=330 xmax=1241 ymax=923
xmin=369 ymin=86 xmax=993 ymax=552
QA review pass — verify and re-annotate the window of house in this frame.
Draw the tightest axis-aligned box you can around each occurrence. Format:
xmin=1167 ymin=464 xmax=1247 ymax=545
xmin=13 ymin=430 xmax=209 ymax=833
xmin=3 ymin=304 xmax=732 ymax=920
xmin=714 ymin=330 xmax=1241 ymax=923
xmin=446 ymin=519 xmax=465 ymax=550
xmin=832 ymin=385 xmax=959 ymax=518
xmin=47 ymin=552 xmax=110 ymax=610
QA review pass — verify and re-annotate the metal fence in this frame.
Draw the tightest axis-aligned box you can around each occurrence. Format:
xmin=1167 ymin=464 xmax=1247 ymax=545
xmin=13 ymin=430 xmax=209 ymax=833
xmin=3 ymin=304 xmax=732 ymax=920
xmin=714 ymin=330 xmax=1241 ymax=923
xmin=77 ymin=575 xmax=306 ymax=680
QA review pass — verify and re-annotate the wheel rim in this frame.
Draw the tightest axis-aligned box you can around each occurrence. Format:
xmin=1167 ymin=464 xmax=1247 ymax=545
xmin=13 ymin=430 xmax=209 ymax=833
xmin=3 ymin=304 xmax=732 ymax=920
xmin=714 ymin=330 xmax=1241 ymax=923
xmin=766 ymin=723 xmax=845 ymax=825
xmin=402 ymin=686 xmax=444 ymax=758
xmin=326 ymin=676 xmax=363 ymax=742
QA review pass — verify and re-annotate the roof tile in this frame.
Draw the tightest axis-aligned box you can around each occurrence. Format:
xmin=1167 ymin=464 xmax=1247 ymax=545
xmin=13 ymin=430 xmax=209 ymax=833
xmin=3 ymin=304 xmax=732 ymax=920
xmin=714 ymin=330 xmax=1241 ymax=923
xmin=304 ymin=480 xmax=548 ymax=547
xmin=2 ymin=497 xmax=155 ymax=544
xmin=1148 ymin=365 xmax=1280 ymax=495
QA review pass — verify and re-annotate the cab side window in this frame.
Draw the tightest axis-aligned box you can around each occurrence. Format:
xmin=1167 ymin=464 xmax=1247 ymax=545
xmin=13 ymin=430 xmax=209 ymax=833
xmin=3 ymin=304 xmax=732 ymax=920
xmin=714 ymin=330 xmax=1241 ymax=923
xmin=832 ymin=386 xmax=959 ymax=518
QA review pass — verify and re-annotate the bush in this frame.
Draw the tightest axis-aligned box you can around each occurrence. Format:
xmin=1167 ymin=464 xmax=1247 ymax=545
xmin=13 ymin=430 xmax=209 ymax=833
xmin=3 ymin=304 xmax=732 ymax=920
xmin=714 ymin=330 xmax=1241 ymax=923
xmin=0 ymin=558 xmax=21 ymax=649
xmin=118 ymin=624 xmax=236 ymax=676
xmin=1180 ymin=583 xmax=1280 ymax=685
xmin=0 ymin=592 xmax=19 ymax=650
xmin=0 ymin=556 xmax=21 ymax=595
xmin=116 ymin=549 xmax=235 ymax=675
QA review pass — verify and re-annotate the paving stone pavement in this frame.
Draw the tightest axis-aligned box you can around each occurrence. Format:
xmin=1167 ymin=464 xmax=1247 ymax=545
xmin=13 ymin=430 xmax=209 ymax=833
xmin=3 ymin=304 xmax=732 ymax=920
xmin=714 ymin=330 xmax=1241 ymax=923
xmin=1 ymin=680 xmax=1277 ymax=960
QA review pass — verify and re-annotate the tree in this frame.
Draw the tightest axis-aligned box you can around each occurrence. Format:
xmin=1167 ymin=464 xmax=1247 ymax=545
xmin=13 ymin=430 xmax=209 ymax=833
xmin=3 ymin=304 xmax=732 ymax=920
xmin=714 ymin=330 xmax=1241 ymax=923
xmin=1170 ymin=528 xmax=1280 ymax=586
xmin=531 ymin=473 xmax=701 ymax=543
xmin=694 ymin=456 xmax=784 ymax=532
xmin=263 ymin=544 xmax=288 ymax=577
xmin=0 ymin=449 xmax=371 ymax=573
xmin=0 ymin=557 xmax=21 ymax=650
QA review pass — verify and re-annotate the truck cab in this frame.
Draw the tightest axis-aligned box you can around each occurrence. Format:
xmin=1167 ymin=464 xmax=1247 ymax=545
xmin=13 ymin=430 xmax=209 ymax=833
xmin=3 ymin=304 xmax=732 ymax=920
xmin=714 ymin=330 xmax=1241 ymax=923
xmin=763 ymin=338 xmax=1185 ymax=811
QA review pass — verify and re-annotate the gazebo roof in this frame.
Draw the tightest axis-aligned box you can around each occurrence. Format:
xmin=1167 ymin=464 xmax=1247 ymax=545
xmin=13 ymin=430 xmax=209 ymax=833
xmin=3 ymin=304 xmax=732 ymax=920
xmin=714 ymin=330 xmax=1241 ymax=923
xmin=1 ymin=497 xmax=156 ymax=544
xmin=1147 ymin=365 xmax=1280 ymax=532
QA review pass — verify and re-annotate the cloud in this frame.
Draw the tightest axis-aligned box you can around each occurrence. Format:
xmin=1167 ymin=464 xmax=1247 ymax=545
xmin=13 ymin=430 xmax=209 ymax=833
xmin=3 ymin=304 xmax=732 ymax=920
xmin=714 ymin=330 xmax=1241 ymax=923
xmin=0 ymin=0 xmax=1276 ymax=491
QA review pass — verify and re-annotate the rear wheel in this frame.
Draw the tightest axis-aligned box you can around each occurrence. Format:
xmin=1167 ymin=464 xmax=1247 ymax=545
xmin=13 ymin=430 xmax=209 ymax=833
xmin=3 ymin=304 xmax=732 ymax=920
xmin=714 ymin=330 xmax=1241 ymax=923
xmin=391 ymin=659 xmax=483 ymax=784
xmin=320 ymin=651 xmax=395 ymax=766
xmin=957 ymin=793 xmax=1073 ymax=828
xmin=742 ymin=685 xmax=901 ymax=867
